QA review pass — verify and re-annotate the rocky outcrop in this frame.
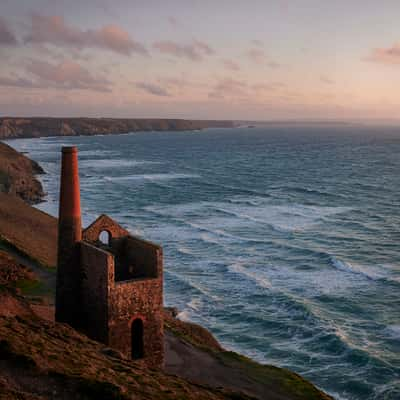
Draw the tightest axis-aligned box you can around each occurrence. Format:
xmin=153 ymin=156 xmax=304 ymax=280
xmin=0 ymin=250 xmax=36 ymax=287
xmin=0 ymin=117 xmax=235 ymax=139
xmin=0 ymin=142 xmax=45 ymax=204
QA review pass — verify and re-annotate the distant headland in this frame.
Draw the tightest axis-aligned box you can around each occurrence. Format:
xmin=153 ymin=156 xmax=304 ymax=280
xmin=0 ymin=117 xmax=236 ymax=139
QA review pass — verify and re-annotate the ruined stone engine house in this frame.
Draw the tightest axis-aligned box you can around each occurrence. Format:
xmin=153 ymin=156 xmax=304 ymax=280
xmin=55 ymin=146 xmax=164 ymax=368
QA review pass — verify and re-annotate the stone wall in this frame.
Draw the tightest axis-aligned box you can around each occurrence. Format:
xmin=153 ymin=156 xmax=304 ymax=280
xmin=117 ymin=236 xmax=161 ymax=280
xmin=81 ymin=214 xmax=164 ymax=368
xmin=82 ymin=214 xmax=129 ymax=243
xmin=109 ymin=276 xmax=164 ymax=368
xmin=80 ymin=241 xmax=112 ymax=342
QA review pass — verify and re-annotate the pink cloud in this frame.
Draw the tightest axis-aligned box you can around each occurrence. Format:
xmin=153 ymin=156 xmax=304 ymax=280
xmin=247 ymin=48 xmax=267 ymax=64
xmin=320 ymin=75 xmax=334 ymax=84
xmin=267 ymin=61 xmax=280 ymax=69
xmin=247 ymin=48 xmax=280 ymax=68
xmin=25 ymin=59 xmax=111 ymax=92
xmin=0 ymin=17 xmax=17 ymax=45
xmin=25 ymin=15 xmax=147 ymax=56
xmin=0 ymin=76 xmax=39 ymax=88
xmin=252 ymin=82 xmax=286 ymax=91
xmin=209 ymin=78 xmax=247 ymax=99
xmin=367 ymin=43 xmax=400 ymax=65
xmin=135 ymin=82 xmax=170 ymax=97
xmin=158 ymin=77 xmax=191 ymax=88
xmin=193 ymin=40 xmax=214 ymax=56
xmin=153 ymin=40 xmax=214 ymax=61
xmin=222 ymin=59 xmax=240 ymax=71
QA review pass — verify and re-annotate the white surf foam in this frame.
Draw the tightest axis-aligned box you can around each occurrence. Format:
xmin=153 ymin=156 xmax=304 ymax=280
xmin=177 ymin=246 xmax=195 ymax=255
xmin=78 ymin=150 xmax=118 ymax=157
xmin=104 ymin=173 xmax=199 ymax=182
xmin=329 ymin=256 xmax=393 ymax=282
xmin=215 ymin=202 xmax=351 ymax=232
xmin=383 ymin=325 xmax=400 ymax=340
xmin=187 ymin=297 xmax=203 ymax=311
xmin=228 ymin=262 xmax=272 ymax=289
xmin=176 ymin=309 xmax=192 ymax=321
xmin=80 ymin=159 xmax=159 ymax=169
xmin=146 ymin=198 xmax=351 ymax=234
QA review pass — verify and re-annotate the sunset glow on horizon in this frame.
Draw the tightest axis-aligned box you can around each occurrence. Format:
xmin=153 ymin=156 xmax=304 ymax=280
xmin=1 ymin=0 xmax=400 ymax=120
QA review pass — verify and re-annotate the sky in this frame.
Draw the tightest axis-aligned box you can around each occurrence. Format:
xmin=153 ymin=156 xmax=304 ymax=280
xmin=1 ymin=0 xmax=400 ymax=120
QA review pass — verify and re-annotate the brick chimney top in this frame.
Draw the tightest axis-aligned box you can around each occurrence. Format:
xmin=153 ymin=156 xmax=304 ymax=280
xmin=62 ymin=146 xmax=78 ymax=153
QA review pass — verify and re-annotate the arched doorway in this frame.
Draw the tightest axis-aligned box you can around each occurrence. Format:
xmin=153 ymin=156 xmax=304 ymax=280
xmin=99 ymin=230 xmax=111 ymax=245
xmin=131 ymin=318 xmax=144 ymax=359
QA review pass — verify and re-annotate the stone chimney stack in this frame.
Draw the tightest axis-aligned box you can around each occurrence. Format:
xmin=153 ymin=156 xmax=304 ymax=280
xmin=55 ymin=146 xmax=82 ymax=325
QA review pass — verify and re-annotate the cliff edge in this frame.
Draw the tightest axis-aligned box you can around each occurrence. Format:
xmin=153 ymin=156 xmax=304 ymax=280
xmin=0 ymin=142 xmax=45 ymax=204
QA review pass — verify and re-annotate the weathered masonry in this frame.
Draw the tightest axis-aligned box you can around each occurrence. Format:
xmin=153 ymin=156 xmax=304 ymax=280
xmin=56 ymin=146 xmax=164 ymax=368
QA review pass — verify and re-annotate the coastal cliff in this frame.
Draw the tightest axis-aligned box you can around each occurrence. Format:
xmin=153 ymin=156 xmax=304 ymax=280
xmin=0 ymin=142 xmax=45 ymax=204
xmin=0 ymin=117 xmax=235 ymax=139
xmin=0 ymin=244 xmax=332 ymax=400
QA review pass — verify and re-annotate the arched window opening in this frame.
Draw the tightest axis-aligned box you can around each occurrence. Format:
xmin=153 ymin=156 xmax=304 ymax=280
xmin=131 ymin=318 xmax=144 ymax=360
xmin=99 ymin=230 xmax=111 ymax=245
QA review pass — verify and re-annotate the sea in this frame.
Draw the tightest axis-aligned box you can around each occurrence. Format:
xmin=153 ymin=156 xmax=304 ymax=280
xmin=7 ymin=125 xmax=400 ymax=400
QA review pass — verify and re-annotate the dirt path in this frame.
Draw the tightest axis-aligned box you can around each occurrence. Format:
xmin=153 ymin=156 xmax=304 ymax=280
xmin=0 ymin=240 xmax=56 ymax=290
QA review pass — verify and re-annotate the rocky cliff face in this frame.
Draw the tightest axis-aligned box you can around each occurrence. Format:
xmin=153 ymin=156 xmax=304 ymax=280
xmin=0 ymin=117 xmax=235 ymax=139
xmin=0 ymin=142 xmax=45 ymax=204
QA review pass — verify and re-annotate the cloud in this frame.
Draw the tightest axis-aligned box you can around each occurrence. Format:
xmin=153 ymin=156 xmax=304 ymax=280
xmin=25 ymin=59 xmax=111 ymax=91
xmin=222 ymin=59 xmax=240 ymax=71
xmin=247 ymin=48 xmax=280 ymax=68
xmin=208 ymin=78 xmax=247 ymax=99
xmin=193 ymin=40 xmax=214 ymax=56
xmin=208 ymin=78 xmax=287 ymax=100
xmin=168 ymin=16 xmax=181 ymax=27
xmin=267 ymin=61 xmax=280 ymax=69
xmin=366 ymin=43 xmax=400 ymax=65
xmin=25 ymin=15 xmax=147 ymax=56
xmin=0 ymin=17 xmax=17 ymax=45
xmin=135 ymin=82 xmax=171 ymax=97
xmin=247 ymin=48 xmax=266 ymax=64
xmin=153 ymin=40 xmax=214 ymax=61
xmin=252 ymin=82 xmax=286 ymax=92
xmin=0 ymin=76 xmax=40 ymax=89
xmin=320 ymin=75 xmax=334 ymax=84
xmin=158 ymin=76 xmax=191 ymax=89
xmin=251 ymin=39 xmax=263 ymax=47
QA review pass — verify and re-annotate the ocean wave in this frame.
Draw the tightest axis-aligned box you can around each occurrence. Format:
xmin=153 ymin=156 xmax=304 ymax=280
xmin=165 ymin=270 xmax=220 ymax=301
xmin=187 ymin=297 xmax=203 ymax=311
xmin=80 ymin=159 xmax=160 ymax=169
xmin=212 ymin=201 xmax=351 ymax=233
xmin=278 ymin=185 xmax=348 ymax=200
xmin=199 ymin=233 xmax=223 ymax=245
xmin=104 ymin=173 xmax=200 ymax=182
xmin=176 ymin=246 xmax=195 ymax=255
xmin=228 ymin=262 xmax=272 ymax=289
xmin=329 ymin=256 xmax=400 ymax=284
xmin=78 ymin=149 xmax=118 ymax=157
xmin=383 ymin=325 xmax=400 ymax=340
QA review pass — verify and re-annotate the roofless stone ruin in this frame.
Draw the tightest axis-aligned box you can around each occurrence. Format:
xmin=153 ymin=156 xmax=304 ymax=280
xmin=55 ymin=146 xmax=164 ymax=368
